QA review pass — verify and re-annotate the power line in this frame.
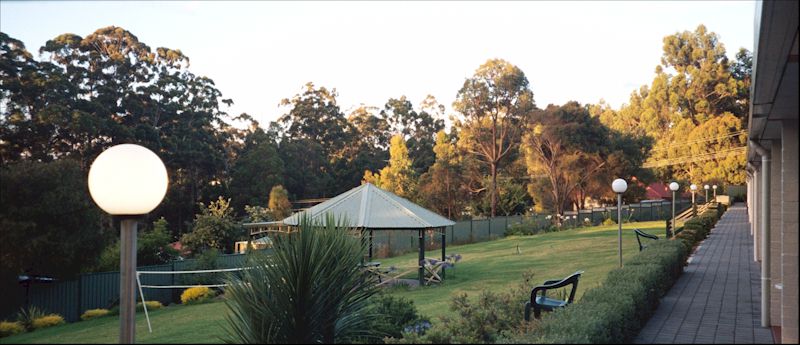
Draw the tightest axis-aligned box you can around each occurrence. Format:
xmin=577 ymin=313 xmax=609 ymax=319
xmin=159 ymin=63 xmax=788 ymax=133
xmin=651 ymin=130 xmax=747 ymax=152
xmin=643 ymin=146 xmax=746 ymax=168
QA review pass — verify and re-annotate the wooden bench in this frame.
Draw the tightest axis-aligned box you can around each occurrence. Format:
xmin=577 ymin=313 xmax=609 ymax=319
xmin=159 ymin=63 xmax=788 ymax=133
xmin=524 ymin=270 xmax=584 ymax=320
xmin=634 ymin=228 xmax=658 ymax=251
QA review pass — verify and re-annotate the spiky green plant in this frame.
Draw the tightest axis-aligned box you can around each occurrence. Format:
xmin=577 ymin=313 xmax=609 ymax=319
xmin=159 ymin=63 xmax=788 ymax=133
xmin=222 ymin=214 xmax=380 ymax=344
xmin=15 ymin=306 xmax=46 ymax=331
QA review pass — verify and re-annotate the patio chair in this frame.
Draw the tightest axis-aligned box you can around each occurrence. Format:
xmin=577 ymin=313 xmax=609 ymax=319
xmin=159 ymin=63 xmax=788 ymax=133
xmin=634 ymin=228 xmax=659 ymax=251
xmin=524 ymin=270 xmax=584 ymax=320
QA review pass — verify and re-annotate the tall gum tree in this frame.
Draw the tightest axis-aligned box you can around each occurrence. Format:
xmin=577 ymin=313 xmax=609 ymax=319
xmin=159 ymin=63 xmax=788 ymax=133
xmin=453 ymin=59 xmax=536 ymax=217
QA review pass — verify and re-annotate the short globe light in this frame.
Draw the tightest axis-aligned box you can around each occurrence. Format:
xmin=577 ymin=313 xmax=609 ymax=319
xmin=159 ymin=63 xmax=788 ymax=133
xmin=712 ymin=185 xmax=718 ymax=190
xmin=704 ymin=184 xmax=710 ymax=190
xmin=88 ymin=144 xmax=168 ymax=215
xmin=612 ymin=178 xmax=628 ymax=194
xmin=690 ymin=184 xmax=698 ymax=191
xmin=669 ymin=182 xmax=680 ymax=191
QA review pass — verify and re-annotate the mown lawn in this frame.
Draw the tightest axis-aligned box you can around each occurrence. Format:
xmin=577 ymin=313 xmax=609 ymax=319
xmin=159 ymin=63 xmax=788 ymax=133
xmin=0 ymin=221 xmax=665 ymax=344
xmin=378 ymin=220 xmax=666 ymax=318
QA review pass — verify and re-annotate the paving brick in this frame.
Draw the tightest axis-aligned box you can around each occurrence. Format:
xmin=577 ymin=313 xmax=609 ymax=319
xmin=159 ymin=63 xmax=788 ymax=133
xmin=634 ymin=205 xmax=773 ymax=344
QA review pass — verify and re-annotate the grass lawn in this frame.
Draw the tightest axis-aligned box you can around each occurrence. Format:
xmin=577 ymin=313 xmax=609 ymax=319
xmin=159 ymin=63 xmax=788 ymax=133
xmin=0 ymin=221 xmax=665 ymax=344
xmin=377 ymin=221 xmax=666 ymax=318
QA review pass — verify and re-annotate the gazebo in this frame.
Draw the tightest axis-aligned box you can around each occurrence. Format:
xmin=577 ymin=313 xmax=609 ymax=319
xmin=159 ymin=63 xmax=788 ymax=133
xmin=245 ymin=183 xmax=455 ymax=285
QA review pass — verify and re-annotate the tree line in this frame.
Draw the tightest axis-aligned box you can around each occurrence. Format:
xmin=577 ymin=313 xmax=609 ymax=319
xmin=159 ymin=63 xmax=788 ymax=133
xmin=0 ymin=24 xmax=750 ymax=279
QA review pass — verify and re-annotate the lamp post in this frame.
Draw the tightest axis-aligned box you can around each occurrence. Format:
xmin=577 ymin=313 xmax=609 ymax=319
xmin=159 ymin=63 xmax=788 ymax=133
xmin=704 ymin=184 xmax=710 ymax=203
xmin=690 ymin=184 xmax=698 ymax=216
xmin=612 ymin=178 xmax=627 ymax=268
xmin=712 ymin=184 xmax=718 ymax=200
xmin=669 ymin=182 xmax=679 ymax=238
xmin=88 ymin=144 xmax=168 ymax=344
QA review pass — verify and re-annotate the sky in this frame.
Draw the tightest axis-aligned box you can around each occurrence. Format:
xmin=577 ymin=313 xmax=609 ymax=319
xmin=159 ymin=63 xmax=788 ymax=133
xmin=1 ymin=1 xmax=756 ymax=127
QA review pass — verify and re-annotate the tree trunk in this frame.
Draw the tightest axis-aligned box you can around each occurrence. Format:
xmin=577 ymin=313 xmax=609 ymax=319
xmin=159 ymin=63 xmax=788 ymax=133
xmin=491 ymin=162 xmax=497 ymax=217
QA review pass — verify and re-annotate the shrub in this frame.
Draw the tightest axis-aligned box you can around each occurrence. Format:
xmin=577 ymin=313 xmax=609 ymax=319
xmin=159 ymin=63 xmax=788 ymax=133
xmin=505 ymin=222 xmax=536 ymax=236
xmin=109 ymin=300 xmax=165 ymax=315
xmin=15 ymin=306 xmax=46 ymax=331
xmin=223 ymin=214 xmax=381 ymax=344
xmin=137 ymin=301 xmax=164 ymax=311
xmin=602 ymin=218 xmax=616 ymax=226
xmin=80 ymin=309 xmax=109 ymax=321
xmin=31 ymin=315 xmax=65 ymax=330
xmin=389 ymin=272 xmax=535 ymax=344
xmin=181 ymin=286 xmax=216 ymax=305
xmin=0 ymin=321 xmax=25 ymax=338
xmin=361 ymin=294 xmax=427 ymax=341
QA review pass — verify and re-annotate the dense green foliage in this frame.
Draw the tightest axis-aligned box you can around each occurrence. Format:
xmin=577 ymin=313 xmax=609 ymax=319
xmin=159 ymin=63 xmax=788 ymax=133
xmin=181 ymin=198 xmax=242 ymax=254
xmin=94 ymin=217 xmax=179 ymax=271
xmin=598 ymin=25 xmax=751 ymax=185
xmin=0 ymin=159 xmax=109 ymax=278
xmin=361 ymin=295 xmax=427 ymax=341
xmin=389 ymin=275 xmax=534 ymax=344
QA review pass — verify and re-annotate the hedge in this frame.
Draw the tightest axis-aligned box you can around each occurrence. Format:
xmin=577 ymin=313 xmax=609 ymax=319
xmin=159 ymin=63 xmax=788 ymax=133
xmin=504 ymin=204 xmax=726 ymax=344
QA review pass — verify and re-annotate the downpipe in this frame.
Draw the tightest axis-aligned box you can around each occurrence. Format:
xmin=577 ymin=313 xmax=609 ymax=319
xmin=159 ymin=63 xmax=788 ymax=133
xmin=750 ymin=140 xmax=770 ymax=327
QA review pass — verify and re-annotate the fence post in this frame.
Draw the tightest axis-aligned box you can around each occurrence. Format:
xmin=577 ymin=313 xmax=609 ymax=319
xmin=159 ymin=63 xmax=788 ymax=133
xmin=470 ymin=220 xmax=474 ymax=243
xmin=171 ymin=261 xmax=176 ymax=303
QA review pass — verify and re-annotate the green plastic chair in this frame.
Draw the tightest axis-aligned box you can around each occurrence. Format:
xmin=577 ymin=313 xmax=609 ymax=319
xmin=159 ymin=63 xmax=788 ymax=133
xmin=524 ymin=270 xmax=584 ymax=320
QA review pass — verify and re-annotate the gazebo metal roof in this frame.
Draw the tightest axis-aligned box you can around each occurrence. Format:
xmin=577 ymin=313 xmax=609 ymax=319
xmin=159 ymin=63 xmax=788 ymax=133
xmin=281 ymin=183 xmax=455 ymax=229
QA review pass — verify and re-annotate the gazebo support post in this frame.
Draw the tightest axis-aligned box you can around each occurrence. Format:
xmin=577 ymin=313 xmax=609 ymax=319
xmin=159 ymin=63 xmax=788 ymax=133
xmin=419 ymin=228 xmax=425 ymax=286
xmin=441 ymin=227 xmax=446 ymax=280
xmin=369 ymin=229 xmax=374 ymax=261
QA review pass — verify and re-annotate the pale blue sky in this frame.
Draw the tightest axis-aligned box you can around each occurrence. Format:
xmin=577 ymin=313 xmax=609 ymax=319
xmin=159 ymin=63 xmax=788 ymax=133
xmin=1 ymin=1 xmax=755 ymax=127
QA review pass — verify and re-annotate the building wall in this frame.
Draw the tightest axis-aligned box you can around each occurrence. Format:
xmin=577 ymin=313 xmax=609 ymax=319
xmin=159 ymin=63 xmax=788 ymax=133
xmin=781 ymin=120 xmax=799 ymax=343
xmin=770 ymin=140 xmax=782 ymax=325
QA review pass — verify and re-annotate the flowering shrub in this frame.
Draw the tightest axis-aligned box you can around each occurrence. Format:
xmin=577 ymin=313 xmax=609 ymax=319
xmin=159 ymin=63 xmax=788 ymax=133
xmin=80 ymin=309 xmax=109 ymax=321
xmin=181 ymin=286 xmax=216 ymax=304
xmin=0 ymin=321 xmax=25 ymax=338
xmin=15 ymin=306 xmax=45 ymax=331
xmin=31 ymin=315 xmax=65 ymax=330
xmin=137 ymin=301 xmax=164 ymax=311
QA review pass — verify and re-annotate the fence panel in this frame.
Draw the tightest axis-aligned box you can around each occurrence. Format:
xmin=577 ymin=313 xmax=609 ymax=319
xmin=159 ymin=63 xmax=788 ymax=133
xmin=26 ymin=280 xmax=79 ymax=322
xmin=490 ymin=217 xmax=508 ymax=239
xmin=472 ymin=219 xmax=491 ymax=242
xmin=452 ymin=221 xmax=472 ymax=244
xmin=20 ymin=253 xmax=248 ymax=323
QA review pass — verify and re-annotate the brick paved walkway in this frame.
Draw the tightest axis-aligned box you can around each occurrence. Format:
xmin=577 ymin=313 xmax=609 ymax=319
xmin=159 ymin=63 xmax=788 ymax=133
xmin=634 ymin=204 xmax=774 ymax=344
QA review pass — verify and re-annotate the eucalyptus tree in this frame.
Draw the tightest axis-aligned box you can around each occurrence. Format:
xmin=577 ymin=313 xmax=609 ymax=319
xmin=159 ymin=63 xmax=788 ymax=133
xmin=380 ymin=95 xmax=444 ymax=175
xmin=453 ymin=59 xmax=536 ymax=217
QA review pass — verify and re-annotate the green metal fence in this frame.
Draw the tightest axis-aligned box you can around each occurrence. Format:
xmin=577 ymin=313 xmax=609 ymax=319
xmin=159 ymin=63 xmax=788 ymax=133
xmin=370 ymin=199 xmax=691 ymax=257
xmin=14 ymin=253 xmax=251 ymax=322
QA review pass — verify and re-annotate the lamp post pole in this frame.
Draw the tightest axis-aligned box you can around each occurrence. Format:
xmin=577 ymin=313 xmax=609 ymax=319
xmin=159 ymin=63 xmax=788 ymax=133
xmin=704 ymin=185 xmax=710 ymax=203
xmin=612 ymin=178 xmax=627 ymax=268
xmin=690 ymin=184 xmax=698 ymax=217
xmin=713 ymin=185 xmax=718 ymax=200
xmin=669 ymin=182 xmax=679 ymax=238
xmin=617 ymin=193 xmax=623 ymax=267
xmin=88 ymin=144 xmax=168 ymax=344
xmin=119 ymin=219 xmax=137 ymax=344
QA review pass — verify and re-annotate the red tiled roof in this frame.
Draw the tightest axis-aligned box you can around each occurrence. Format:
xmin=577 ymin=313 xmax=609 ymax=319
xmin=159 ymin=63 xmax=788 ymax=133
xmin=646 ymin=182 xmax=672 ymax=200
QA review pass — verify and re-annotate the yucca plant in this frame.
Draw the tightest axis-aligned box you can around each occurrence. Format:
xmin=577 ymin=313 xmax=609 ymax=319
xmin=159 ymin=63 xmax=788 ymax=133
xmin=15 ymin=305 xmax=46 ymax=331
xmin=223 ymin=214 xmax=380 ymax=344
